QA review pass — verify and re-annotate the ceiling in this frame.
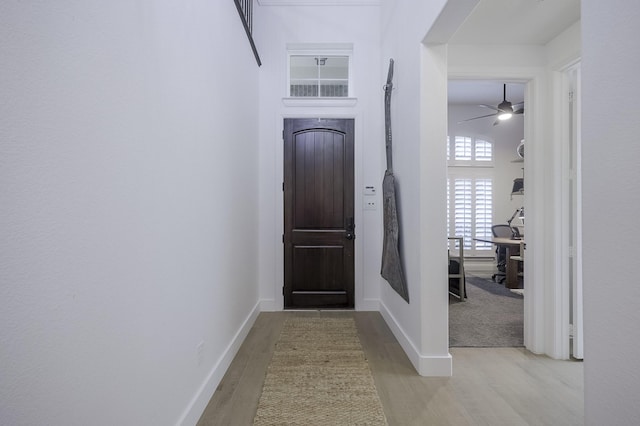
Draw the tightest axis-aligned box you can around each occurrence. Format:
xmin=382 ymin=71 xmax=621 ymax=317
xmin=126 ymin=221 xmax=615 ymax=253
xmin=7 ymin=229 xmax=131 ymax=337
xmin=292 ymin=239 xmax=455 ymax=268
xmin=449 ymin=0 xmax=580 ymax=46
xmin=449 ymin=80 xmax=525 ymax=107
xmin=448 ymin=0 xmax=580 ymax=105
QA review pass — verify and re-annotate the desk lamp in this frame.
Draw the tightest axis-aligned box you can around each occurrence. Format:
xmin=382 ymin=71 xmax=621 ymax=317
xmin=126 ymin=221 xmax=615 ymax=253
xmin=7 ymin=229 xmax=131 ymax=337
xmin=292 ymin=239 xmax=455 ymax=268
xmin=507 ymin=207 xmax=524 ymax=226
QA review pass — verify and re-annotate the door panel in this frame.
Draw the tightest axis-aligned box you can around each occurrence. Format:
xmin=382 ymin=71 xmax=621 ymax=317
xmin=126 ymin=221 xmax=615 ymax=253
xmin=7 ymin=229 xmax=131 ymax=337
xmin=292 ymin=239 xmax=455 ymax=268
xmin=293 ymin=130 xmax=345 ymax=228
xmin=284 ymin=118 xmax=354 ymax=309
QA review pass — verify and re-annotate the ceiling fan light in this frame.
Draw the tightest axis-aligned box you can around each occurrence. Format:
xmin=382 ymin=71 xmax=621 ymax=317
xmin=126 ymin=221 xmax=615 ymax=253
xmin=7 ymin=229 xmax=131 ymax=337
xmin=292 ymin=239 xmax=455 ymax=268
xmin=497 ymin=100 xmax=513 ymax=120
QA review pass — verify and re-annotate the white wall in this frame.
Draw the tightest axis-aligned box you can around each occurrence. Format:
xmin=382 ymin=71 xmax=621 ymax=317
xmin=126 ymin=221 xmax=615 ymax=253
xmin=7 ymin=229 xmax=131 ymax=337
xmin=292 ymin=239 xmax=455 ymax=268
xmin=255 ymin=3 xmax=383 ymax=311
xmin=546 ymin=21 xmax=581 ymax=70
xmin=398 ymin=0 xmax=579 ymax=370
xmin=582 ymin=1 xmax=640 ymax=424
xmin=0 ymin=1 xmax=260 ymax=425
xmin=379 ymin=0 xmax=451 ymax=375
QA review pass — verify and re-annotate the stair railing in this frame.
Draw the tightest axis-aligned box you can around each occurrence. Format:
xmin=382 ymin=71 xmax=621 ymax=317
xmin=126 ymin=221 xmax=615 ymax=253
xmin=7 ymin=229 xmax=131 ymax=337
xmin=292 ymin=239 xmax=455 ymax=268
xmin=233 ymin=0 xmax=262 ymax=66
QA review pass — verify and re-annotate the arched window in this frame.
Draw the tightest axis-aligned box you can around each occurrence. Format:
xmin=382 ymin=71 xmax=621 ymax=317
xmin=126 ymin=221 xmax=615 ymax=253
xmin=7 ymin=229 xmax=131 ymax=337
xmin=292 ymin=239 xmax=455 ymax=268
xmin=447 ymin=136 xmax=494 ymax=165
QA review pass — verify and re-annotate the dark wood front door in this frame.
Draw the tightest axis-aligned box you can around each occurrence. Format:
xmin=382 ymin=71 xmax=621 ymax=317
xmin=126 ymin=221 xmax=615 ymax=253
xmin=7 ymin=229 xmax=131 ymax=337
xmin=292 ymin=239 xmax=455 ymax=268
xmin=283 ymin=118 xmax=355 ymax=309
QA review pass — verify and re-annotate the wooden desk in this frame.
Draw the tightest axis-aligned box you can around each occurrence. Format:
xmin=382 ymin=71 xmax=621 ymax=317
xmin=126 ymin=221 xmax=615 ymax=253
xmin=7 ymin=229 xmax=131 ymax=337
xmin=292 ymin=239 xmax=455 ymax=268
xmin=475 ymin=237 xmax=524 ymax=289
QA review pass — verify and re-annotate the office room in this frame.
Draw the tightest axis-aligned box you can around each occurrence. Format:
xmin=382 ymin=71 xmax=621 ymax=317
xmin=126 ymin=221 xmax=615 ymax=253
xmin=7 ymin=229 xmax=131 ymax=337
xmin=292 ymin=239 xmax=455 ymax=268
xmin=447 ymin=80 xmax=526 ymax=347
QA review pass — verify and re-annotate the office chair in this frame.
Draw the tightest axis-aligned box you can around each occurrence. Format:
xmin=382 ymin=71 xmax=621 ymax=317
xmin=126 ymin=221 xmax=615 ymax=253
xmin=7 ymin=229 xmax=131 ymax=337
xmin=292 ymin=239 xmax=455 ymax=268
xmin=491 ymin=224 xmax=513 ymax=283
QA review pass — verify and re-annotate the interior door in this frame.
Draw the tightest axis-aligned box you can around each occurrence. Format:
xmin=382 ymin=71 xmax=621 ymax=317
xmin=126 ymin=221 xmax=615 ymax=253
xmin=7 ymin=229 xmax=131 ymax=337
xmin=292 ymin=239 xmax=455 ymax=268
xmin=283 ymin=118 xmax=355 ymax=309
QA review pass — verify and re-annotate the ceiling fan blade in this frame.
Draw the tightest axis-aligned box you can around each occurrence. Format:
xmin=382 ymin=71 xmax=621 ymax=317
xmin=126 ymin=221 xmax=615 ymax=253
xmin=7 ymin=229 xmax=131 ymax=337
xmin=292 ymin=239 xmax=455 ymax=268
xmin=458 ymin=113 xmax=498 ymax=124
xmin=469 ymin=86 xmax=523 ymax=123
xmin=479 ymin=104 xmax=500 ymax=112
xmin=513 ymin=102 xmax=525 ymax=114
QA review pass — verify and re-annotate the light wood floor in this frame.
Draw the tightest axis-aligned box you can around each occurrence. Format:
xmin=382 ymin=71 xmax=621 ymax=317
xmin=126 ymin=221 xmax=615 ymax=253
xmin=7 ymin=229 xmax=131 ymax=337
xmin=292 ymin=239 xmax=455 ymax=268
xmin=197 ymin=311 xmax=583 ymax=426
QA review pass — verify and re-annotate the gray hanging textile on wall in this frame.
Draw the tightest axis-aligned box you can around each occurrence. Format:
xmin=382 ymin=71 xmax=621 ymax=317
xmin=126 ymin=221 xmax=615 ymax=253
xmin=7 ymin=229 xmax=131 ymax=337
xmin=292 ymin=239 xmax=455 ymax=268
xmin=380 ymin=59 xmax=409 ymax=303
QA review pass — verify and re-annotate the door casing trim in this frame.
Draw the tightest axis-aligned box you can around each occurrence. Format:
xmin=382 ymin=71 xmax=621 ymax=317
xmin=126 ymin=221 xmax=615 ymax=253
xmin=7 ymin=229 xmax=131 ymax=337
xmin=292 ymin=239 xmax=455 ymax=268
xmin=264 ymin=112 xmax=373 ymax=312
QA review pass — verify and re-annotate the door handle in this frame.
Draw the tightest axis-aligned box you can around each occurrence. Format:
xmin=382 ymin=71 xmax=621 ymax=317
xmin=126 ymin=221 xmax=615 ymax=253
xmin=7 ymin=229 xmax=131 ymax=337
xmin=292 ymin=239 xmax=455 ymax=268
xmin=346 ymin=217 xmax=355 ymax=240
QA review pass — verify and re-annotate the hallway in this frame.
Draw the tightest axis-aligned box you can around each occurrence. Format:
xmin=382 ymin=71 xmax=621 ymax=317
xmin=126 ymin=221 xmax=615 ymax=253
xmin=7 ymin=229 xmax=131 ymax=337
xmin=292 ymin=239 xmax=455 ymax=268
xmin=4 ymin=2 xmax=638 ymax=424
xmin=198 ymin=312 xmax=583 ymax=425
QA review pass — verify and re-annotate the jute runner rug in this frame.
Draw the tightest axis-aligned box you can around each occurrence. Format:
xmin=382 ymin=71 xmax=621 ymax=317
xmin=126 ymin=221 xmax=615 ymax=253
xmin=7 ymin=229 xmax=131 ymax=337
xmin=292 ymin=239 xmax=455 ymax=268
xmin=253 ymin=317 xmax=388 ymax=425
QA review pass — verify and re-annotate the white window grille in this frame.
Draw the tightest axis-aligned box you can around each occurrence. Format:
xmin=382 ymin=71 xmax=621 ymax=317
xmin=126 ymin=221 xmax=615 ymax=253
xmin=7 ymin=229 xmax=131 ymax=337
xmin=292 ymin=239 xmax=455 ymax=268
xmin=448 ymin=136 xmax=494 ymax=166
xmin=288 ymin=55 xmax=351 ymax=98
xmin=455 ymin=136 xmax=472 ymax=161
xmin=475 ymin=139 xmax=493 ymax=161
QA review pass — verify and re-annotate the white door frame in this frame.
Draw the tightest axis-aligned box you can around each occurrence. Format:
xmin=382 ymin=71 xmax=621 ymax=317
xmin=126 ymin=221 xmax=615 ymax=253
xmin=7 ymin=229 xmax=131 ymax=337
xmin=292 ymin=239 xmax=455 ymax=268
xmin=427 ymin=0 xmax=581 ymax=361
xmin=268 ymin=112 xmax=373 ymax=312
xmin=447 ymin=69 xmax=547 ymax=354
xmin=557 ymin=61 xmax=584 ymax=359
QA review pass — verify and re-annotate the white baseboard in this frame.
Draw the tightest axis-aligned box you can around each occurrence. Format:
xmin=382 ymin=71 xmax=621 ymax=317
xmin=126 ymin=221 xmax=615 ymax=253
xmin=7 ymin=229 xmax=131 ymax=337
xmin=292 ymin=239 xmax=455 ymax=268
xmin=357 ymin=298 xmax=380 ymax=311
xmin=177 ymin=301 xmax=261 ymax=426
xmin=260 ymin=298 xmax=280 ymax=312
xmin=261 ymin=298 xmax=379 ymax=312
xmin=418 ymin=353 xmax=453 ymax=376
xmin=379 ymin=301 xmax=452 ymax=377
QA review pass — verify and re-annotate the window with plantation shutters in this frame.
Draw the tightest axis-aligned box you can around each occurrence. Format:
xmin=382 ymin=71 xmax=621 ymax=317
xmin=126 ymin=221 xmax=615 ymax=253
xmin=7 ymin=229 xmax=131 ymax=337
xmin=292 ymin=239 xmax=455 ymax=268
xmin=455 ymin=136 xmax=472 ymax=160
xmin=453 ymin=178 xmax=472 ymax=247
xmin=448 ymin=136 xmax=494 ymax=166
xmin=475 ymin=139 xmax=492 ymax=162
xmin=474 ymin=178 xmax=493 ymax=250
xmin=447 ymin=136 xmax=494 ymax=256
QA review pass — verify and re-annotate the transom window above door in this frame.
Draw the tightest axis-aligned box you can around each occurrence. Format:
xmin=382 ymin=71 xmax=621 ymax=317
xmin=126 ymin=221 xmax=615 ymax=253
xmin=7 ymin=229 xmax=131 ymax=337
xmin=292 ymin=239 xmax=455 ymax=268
xmin=289 ymin=55 xmax=349 ymax=97
xmin=287 ymin=45 xmax=353 ymax=98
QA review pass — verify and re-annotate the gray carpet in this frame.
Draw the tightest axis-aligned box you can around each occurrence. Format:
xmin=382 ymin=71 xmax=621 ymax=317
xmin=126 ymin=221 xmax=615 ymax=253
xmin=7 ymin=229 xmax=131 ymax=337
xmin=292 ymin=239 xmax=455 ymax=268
xmin=449 ymin=274 xmax=524 ymax=347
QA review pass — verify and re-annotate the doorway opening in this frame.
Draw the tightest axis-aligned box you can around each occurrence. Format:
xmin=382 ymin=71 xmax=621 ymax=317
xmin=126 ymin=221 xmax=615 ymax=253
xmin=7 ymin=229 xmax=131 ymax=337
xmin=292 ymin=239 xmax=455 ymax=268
xmin=447 ymin=79 xmax=526 ymax=347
